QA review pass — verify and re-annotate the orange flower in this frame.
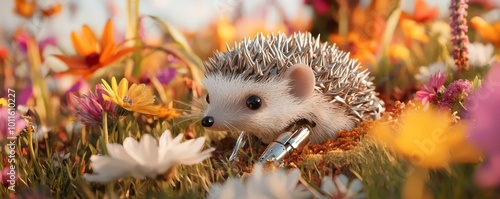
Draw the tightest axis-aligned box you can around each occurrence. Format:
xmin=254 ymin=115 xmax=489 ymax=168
xmin=401 ymin=0 xmax=438 ymax=23
xmin=54 ymin=20 xmax=137 ymax=78
xmin=41 ymin=3 xmax=62 ymax=17
xmin=155 ymin=102 xmax=179 ymax=120
xmin=329 ymin=32 xmax=378 ymax=65
xmin=400 ymin=19 xmax=429 ymax=43
xmin=470 ymin=16 xmax=500 ymax=48
xmin=216 ymin=18 xmax=236 ymax=51
xmin=13 ymin=0 xmax=36 ymax=18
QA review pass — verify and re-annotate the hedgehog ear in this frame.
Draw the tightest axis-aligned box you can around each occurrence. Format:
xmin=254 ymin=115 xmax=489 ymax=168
xmin=283 ymin=63 xmax=315 ymax=99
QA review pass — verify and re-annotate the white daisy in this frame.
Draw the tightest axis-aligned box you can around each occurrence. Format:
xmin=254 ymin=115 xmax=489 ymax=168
xmin=415 ymin=60 xmax=456 ymax=83
xmin=467 ymin=42 xmax=495 ymax=68
xmin=207 ymin=178 xmax=246 ymax=199
xmin=84 ymin=130 xmax=215 ymax=183
xmin=208 ymin=163 xmax=312 ymax=199
xmin=318 ymin=174 xmax=364 ymax=199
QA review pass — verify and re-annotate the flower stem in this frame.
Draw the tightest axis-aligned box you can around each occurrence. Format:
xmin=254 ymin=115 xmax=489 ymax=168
xmin=103 ymin=111 xmax=109 ymax=146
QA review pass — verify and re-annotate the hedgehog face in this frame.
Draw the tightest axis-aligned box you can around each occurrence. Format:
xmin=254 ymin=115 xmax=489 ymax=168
xmin=201 ymin=64 xmax=316 ymax=142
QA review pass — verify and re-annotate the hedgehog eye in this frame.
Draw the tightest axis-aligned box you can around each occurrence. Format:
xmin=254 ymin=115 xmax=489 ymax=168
xmin=206 ymin=94 xmax=210 ymax=104
xmin=246 ymin=95 xmax=261 ymax=110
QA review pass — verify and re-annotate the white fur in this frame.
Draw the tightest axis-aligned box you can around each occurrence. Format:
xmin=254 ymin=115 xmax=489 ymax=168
xmin=203 ymin=73 xmax=355 ymax=144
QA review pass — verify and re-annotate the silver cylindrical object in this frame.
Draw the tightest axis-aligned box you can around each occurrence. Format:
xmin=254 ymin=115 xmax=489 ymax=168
xmin=258 ymin=125 xmax=311 ymax=163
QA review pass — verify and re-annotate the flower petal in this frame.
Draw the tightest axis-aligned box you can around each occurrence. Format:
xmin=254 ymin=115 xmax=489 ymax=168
xmin=52 ymin=55 xmax=88 ymax=69
xmin=321 ymin=176 xmax=337 ymax=196
xmin=106 ymin=143 xmax=136 ymax=163
xmin=71 ymin=32 xmax=93 ymax=57
xmin=117 ymin=78 xmax=129 ymax=103
xmin=348 ymin=179 xmax=363 ymax=193
xmin=123 ymin=134 xmax=158 ymax=166
xmin=84 ymin=155 xmax=135 ymax=182
xmin=82 ymin=25 xmax=98 ymax=53
xmin=100 ymin=20 xmax=114 ymax=52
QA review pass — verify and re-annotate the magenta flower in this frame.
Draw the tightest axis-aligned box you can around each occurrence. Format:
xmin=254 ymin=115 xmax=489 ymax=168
xmin=0 ymin=107 xmax=26 ymax=141
xmin=440 ymin=79 xmax=472 ymax=110
xmin=72 ymin=85 xmax=116 ymax=127
xmin=415 ymin=71 xmax=447 ymax=109
xmin=305 ymin=0 xmax=331 ymax=15
xmin=1 ymin=167 xmax=18 ymax=188
xmin=466 ymin=63 xmax=500 ymax=188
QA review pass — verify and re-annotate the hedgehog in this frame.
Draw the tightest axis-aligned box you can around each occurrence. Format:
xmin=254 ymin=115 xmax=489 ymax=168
xmin=200 ymin=32 xmax=384 ymax=144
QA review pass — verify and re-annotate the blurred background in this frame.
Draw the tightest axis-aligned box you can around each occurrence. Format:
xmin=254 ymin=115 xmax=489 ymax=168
xmin=0 ymin=0 xmax=471 ymax=60
xmin=1 ymin=0 xmax=499 ymax=106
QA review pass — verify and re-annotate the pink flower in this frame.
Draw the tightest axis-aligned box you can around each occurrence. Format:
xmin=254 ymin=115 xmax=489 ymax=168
xmin=466 ymin=62 xmax=500 ymax=188
xmin=1 ymin=167 xmax=17 ymax=188
xmin=72 ymin=85 xmax=116 ymax=127
xmin=305 ymin=0 xmax=331 ymax=15
xmin=450 ymin=0 xmax=470 ymax=72
xmin=439 ymin=79 xmax=472 ymax=110
xmin=0 ymin=108 xmax=26 ymax=141
xmin=415 ymin=71 xmax=447 ymax=109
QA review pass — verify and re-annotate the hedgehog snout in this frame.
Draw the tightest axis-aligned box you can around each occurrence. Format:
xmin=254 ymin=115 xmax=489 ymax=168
xmin=201 ymin=116 xmax=215 ymax=127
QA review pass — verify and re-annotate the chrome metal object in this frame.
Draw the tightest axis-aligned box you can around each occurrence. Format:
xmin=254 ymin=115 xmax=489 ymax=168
xmin=258 ymin=124 xmax=311 ymax=163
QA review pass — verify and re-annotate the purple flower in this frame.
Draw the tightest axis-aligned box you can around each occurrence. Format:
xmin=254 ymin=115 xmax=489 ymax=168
xmin=157 ymin=67 xmax=177 ymax=85
xmin=39 ymin=36 xmax=57 ymax=51
xmin=439 ymin=79 xmax=472 ymax=109
xmin=449 ymin=0 xmax=470 ymax=72
xmin=415 ymin=71 xmax=447 ymax=109
xmin=65 ymin=78 xmax=90 ymax=96
xmin=467 ymin=63 xmax=500 ymax=188
xmin=72 ymin=85 xmax=116 ymax=127
xmin=0 ymin=108 xmax=26 ymax=141
xmin=16 ymin=86 xmax=33 ymax=106
xmin=140 ymin=67 xmax=177 ymax=85
xmin=15 ymin=31 xmax=30 ymax=54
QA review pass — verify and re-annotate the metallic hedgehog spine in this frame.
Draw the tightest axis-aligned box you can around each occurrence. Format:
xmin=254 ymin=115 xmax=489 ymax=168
xmin=204 ymin=32 xmax=384 ymax=122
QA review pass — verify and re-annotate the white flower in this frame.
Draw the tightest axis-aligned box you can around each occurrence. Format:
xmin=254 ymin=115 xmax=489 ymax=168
xmin=208 ymin=178 xmax=247 ymax=199
xmin=467 ymin=42 xmax=495 ymax=68
xmin=318 ymin=174 xmax=364 ymax=199
xmin=208 ymin=163 xmax=312 ymax=199
xmin=415 ymin=60 xmax=456 ymax=83
xmin=84 ymin=130 xmax=215 ymax=183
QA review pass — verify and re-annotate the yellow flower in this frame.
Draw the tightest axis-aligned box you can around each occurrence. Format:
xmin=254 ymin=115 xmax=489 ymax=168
xmin=388 ymin=43 xmax=410 ymax=60
xmin=370 ymin=106 xmax=481 ymax=168
xmin=216 ymin=17 xmax=236 ymax=51
xmin=101 ymin=77 xmax=158 ymax=115
xmin=0 ymin=98 xmax=7 ymax=108
xmin=400 ymin=19 xmax=429 ymax=43
xmin=329 ymin=32 xmax=378 ymax=65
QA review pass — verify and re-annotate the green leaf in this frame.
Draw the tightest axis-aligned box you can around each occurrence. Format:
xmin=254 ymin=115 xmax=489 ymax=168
xmin=376 ymin=8 xmax=401 ymax=81
xmin=147 ymin=15 xmax=194 ymax=53
xmin=471 ymin=75 xmax=482 ymax=90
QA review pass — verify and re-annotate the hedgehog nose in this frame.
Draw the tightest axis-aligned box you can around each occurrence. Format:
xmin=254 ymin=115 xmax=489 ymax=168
xmin=201 ymin=116 xmax=214 ymax=127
